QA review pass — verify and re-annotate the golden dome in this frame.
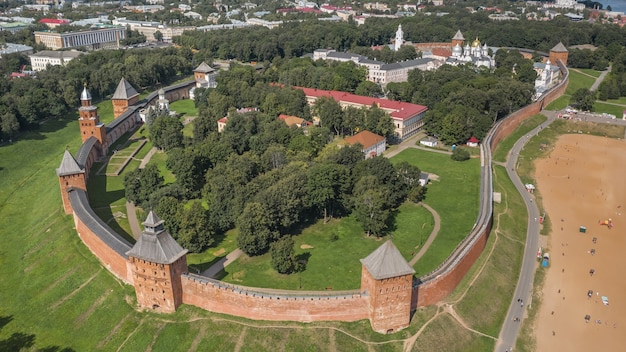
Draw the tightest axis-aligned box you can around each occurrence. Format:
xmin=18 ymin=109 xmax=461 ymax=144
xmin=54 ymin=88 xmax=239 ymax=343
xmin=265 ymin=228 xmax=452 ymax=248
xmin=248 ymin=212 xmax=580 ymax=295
xmin=471 ymin=37 xmax=481 ymax=48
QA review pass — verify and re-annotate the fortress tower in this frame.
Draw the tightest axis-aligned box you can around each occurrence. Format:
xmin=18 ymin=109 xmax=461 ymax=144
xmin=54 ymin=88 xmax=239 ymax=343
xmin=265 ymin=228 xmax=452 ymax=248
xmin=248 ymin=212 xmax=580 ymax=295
xmin=193 ymin=62 xmax=218 ymax=89
xmin=549 ymin=42 xmax=569 ymax=67
xmin=78 ymin=85 xmax=106 ymax=148
xmin=56 ymin=150 xmax=86 ymax=214
xmin=360 ymin=240 xmax=415 ymax=333
xmin=112 ymin=78 xmax=139 ymax=118
xmin=451 ymin=30 xmax=465 ymax=47
xmin=126 ymin=211 xmax=188 ymax=313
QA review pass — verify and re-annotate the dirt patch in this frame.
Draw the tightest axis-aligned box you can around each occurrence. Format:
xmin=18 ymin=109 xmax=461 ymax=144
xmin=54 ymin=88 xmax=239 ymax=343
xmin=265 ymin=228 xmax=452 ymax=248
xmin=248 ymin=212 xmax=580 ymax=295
xmin=300 ymin=244 xmax=314 ymax=249
xmin=213 ymin=248 xmax=226 ymax=256
xmin=533 ymin=134 xmax=626 ymax=351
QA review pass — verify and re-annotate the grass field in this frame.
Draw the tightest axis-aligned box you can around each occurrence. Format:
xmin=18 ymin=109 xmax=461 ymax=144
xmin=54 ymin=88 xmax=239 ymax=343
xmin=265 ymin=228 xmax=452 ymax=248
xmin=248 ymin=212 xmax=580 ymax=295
xmin=545 ymin=69 xmax=598 ymax=111
xmin=170 ymin=99 xmax=198 ymax=117
xmin=221 ymin=202 xmax=434 ymax=290
xmin=592 ymin=101 xmax=625 ymax=117
xmin=0 ymin=100 xmax=517 ymax=351
xmin=493 ymin=114 xmax=547 ymax=163
xmin=391 ymin=149 xmax=481 ymax=276
xmin=571 ymin=68 xmax=602 ymax=78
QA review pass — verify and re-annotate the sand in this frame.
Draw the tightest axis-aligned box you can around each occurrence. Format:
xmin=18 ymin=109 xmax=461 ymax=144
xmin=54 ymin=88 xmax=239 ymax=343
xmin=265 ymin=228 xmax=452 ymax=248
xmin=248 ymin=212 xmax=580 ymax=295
xmin=533 ymin=134 xmax=626 ymax=351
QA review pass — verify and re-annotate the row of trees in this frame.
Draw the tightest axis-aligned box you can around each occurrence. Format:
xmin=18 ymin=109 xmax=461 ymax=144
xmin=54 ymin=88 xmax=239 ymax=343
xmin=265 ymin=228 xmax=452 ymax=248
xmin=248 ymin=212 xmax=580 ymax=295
xmin=0 ymin=47 xmax=193 ymax=139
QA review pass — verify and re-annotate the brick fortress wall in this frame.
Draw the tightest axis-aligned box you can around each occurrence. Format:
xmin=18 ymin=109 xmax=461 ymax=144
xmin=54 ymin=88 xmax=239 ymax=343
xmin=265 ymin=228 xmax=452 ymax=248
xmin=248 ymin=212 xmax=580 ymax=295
xmin=60 ymin=57 xmax=568 ymax=331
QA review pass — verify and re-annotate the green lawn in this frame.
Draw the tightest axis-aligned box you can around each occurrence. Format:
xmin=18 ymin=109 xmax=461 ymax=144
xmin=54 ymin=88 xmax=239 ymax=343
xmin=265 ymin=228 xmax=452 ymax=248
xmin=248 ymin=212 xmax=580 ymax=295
xmin=170 ymin=99 xmax=198 ymax=116
xmin=593 ymin=101 xmax=624 ymax=117
xmin=391 ymin=148 xmax=481 ymax=276
xmin=572 ymin=68 xmax=602 ymax=78
xmin=493 ymin=114 xmax=547 ymax=163
xmin=221 ymin=202 xmax=434 ymax=291
xmin=187 ymin=228 xmax=240 ymax=273
xmin=606 ymin=96 xmax=626 ymax=105
xmin=146 ymin=150 xmax=175 ymax=184
xmin=545 ymin=95 xmax=570 ymax=111
xmin=565 ymin=70 xmax=596 ymax=95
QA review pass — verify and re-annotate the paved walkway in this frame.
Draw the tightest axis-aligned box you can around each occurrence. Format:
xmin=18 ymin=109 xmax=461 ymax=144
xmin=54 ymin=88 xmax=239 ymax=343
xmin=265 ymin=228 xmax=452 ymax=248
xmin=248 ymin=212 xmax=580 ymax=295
xmin=409 ymin=203 xmax=441 ymax=266
xmin=201 ymin=249 xmax=244 ymax=278
xmin=126 ymin=116 xmax=196 ymax=238
xmin=589 ymin=65 xmax=611 ymax=92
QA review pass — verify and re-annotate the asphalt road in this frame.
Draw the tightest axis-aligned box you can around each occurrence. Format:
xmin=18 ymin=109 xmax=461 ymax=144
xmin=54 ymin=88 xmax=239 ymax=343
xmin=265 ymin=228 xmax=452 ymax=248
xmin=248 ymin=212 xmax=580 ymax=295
xmin=495 ymin=111 xmax=557 ymax=352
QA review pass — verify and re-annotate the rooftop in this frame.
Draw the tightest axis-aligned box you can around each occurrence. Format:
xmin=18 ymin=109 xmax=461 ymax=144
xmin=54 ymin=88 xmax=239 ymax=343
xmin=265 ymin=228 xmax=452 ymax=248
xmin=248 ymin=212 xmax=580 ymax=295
xmin=112 ymin=78 xmax=139 ymax=100
xmin=344 ymin=130 xmax=385 ymax=149
xmin=360 ymin=240 xmax=415 ymax=280
xmin=126 ymin=211 xmax=188 ymax=264
xmin=56 ymin=150 xmax=84 ymax=176
xmin=297 ymin=86 xmax=428 ymax=121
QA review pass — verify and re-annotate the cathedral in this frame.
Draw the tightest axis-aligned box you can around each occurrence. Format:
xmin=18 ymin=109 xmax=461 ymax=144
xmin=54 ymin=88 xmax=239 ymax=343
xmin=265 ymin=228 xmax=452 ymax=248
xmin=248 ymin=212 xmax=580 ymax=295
xmin=445 ymin=31 xmax=495 ymax=69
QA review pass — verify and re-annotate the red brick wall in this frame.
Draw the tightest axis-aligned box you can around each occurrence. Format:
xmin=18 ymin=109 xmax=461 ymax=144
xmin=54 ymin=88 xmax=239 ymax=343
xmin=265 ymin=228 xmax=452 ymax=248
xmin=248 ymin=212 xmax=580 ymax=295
xmin=59 ymin=174 xmax=85 ymax=214
xmin=128 ymin=256 xmax=187 ymax=313
xmin=413 ymin=217 xmax=492 ymax=308
xmin=73 ymin=214 xmax=131 ymax=283
xmin=361 ymin=268 xmax=413 ymax=333
xmin=181 ymin=276 xmax=369 ymax=322
xmin=112 ymin=99 xmax=129 ymax=118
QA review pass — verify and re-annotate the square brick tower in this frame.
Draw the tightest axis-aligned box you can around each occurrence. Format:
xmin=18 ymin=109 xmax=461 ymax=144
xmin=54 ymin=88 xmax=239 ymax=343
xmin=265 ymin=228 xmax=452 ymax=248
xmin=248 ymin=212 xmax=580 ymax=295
xmin=549 ymin=42 xmax=569 ymax=67
xmin=126 ymin=211 xmax=188 ymax=313
xmin=78 ymin=85 xmax=106 ymax=150
xmin=360 ymin=240 xmax=415 ymax=333
xmin=56 ymin=150 xmax=86 ymax=214
xmin=111 ymin=78 xmax=139 ymax=118
xmin=193 ymin=62 xmax=217 ymax=88
xmin=451 ymin=30 xmax=465 ymax=47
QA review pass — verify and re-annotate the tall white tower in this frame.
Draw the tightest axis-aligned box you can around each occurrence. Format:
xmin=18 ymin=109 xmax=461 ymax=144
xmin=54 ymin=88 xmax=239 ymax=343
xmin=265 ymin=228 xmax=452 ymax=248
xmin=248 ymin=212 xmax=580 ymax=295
xmin=394 ymin=24 xmax=404 ymax=52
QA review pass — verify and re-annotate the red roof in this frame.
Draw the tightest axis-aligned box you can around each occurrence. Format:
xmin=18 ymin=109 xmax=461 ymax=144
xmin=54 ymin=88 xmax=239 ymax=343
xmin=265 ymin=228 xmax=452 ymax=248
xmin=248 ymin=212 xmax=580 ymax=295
xmin=218 ymin=117 xmax=228 ymax=123
xmin=39 ymin=18 xmax=70 ymax=24
xmin=296 ymin=87 xmax=427 ymax=121
xmin=468 ymin=136 xmax=480 ymax=143
xmin=344 ymin=130 xmax=385 ymax=149
xmin=432 ymin=48 xmax=452 ymax=57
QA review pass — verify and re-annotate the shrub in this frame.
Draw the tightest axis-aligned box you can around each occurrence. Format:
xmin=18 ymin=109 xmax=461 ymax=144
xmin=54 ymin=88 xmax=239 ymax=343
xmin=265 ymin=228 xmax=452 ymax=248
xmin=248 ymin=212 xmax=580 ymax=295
xmin=451 ymin=148 xmax=470 ymax=161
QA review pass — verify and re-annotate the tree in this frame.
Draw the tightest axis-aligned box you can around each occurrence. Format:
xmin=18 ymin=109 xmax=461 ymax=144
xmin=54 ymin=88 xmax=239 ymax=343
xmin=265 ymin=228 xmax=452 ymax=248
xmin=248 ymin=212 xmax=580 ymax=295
xmin=156 ymin=196 xmax=183 ymax=235
xmin=270 ymin=236 xmax=296 ymax=274
xmin=154 ymin=30 xmax=163 ymax=42
xmin=177 ymin=202 xmax=214 ymax=252
xmin=166 ymin=147 xmax=211 ymax=198
xmin=353 ymin=184 xmax=389 ymax=237
xmin=451 ymin=147 xmax=470 ymax=161
xmin=123 ymin=164 xmax=164 ymax=206
xmin=150 ymin=116 xmax=183 ymax=151
xmin=237 ymin=202 xmax=279 ymax=256
xmin=313 ymin=96 xmax=343 ymax=136
xmin=0 ymin=112 xmax=19 ymax=139
xmin=572 ymin=88 xmax=596 ymax=111
xmin=307 ymin=163 xmax=349 ymax=222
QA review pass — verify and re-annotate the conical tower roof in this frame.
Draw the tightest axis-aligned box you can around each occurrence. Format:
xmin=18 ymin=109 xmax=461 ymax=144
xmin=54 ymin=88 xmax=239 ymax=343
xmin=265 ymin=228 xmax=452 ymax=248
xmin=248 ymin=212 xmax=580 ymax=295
xmin=112 ymin=78 xmax=139 ymax=100
xmin=80 ymin=84 xmax=92 ymax=101
xmin=452 ymin=30 xmax=465 ymax=41
xmin=126 ymin=211 xmax=187 ymax=264
xmin=360 ymin=240 xmax=415 ymax=280
xmin=56 ymin=150 xmax=84 ymax=176
xmin=194 ymin=62 xmax=215 ymax=73
xmin=551 ymin=42 xmax=568 ymax=53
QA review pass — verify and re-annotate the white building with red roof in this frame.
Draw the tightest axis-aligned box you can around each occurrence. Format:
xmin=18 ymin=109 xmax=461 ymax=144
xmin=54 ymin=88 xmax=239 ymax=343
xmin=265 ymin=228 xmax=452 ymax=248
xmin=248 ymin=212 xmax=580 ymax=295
xmin=344 ymin=130 xmax=386 ymax=159
xmin=296 ymin=87 xmax=428 ymax=140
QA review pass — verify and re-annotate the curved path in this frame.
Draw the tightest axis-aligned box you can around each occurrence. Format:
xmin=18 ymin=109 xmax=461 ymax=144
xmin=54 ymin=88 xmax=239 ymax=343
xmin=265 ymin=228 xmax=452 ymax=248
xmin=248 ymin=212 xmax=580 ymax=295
xmin=495 ymin=111 xmax=558 ymax=352
xmin=409 ymin=203 xmax=441 ymax=266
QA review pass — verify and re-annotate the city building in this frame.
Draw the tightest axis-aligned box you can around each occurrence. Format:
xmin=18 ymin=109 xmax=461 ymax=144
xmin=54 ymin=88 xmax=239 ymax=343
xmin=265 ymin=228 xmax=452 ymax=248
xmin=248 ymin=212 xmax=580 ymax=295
xmin=344 ymin=130 xmax=386 ymax=158
xmin=0 ymin=43 xmax=33 ymax=57
xmin=34 ymin=27 xmax=125 ymax=50
xmin=534 ymin=59 xmax=561 ymax=98
xmin=296 ymin=87 xmax=428 ymax=140
xmin=0 ymin=22 xmax=30 ymax=34
xmin=29 ymin=50 xmax=83 ymax=71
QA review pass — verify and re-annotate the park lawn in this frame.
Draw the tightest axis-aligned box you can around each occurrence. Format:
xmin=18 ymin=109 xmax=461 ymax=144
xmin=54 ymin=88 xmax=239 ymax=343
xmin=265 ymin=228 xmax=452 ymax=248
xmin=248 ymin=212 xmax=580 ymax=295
xmin=221 ymin=203 xmax=433 ymax=291
xmin=565 ymin=70 xmax=596 ymax=95
xmin=96 ymin=100 xmax=115 ymax=124
xmin=452 ymin=166 xmax=527 ymax=337
xmin=593 ymin=101 xmax=624 ymax=117
xmin=146 ymin=150 xmax=176 ymax=184
xmin=545 ymin=95 xmax=570 ymax=110
xmin=182 ymin=120 xmax=193 ymax=137
xmin=573 ymin=68 xmax=602 ymax=78
xmin=606 ymin=96 xmax=626 ymax=105
xmin=493 ymin=114 xmax=547 ymax=162
xmin=413 ymin=313 xmax=495 ymax=352
xmin=187 ymin=228 xmax=239 ymax=272
xmin=390 ymin=148 xmax=481 ymax=275
xmin=170 ymin=99 xmax=198 ymax=116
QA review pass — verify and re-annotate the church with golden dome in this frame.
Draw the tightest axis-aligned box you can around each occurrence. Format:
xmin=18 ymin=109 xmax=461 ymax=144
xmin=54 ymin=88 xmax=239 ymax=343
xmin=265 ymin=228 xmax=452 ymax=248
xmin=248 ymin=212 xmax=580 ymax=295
xmin=445 ymin=30 xmax=495 ymax=68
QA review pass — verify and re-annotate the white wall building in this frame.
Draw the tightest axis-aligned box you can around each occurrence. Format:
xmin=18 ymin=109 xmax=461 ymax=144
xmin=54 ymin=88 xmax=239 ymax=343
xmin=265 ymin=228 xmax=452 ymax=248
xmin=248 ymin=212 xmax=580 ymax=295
xmin=29 ymin=50 xmax=83 ymax=70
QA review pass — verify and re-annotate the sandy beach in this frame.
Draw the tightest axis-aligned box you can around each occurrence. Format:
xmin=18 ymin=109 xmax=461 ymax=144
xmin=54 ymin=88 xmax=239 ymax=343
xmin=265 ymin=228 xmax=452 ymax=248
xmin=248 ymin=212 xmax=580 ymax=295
xmin=533 ymin=134 xmax=626 ymax=351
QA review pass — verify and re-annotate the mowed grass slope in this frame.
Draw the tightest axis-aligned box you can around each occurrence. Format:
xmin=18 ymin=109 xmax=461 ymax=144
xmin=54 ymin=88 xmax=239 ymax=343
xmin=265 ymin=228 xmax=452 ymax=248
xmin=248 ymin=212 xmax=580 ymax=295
xmin=391 ymin=148 xmax=481 ymax=276
xmin=222 ymin=202 xmax=434 ymax=290
xmin=0 ymin=112 xmax=468 ymax=351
